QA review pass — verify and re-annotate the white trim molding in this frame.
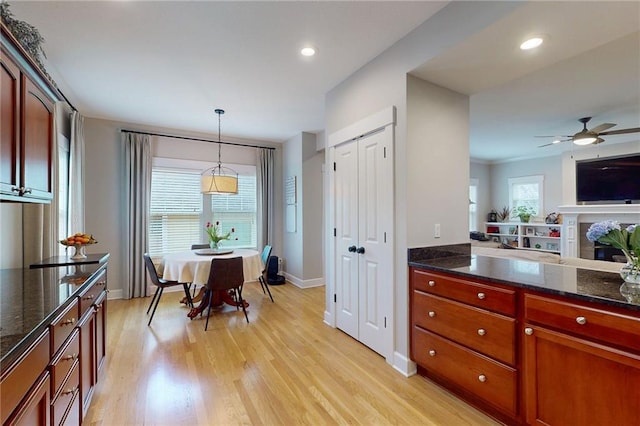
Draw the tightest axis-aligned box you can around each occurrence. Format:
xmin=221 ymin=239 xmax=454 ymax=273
xmin=283 ymin=272 xmax=325 ymax=289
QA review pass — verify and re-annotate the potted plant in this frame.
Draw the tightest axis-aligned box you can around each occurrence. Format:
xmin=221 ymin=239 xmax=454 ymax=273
xmin=512 ymin=206 xmax=536 ymax=223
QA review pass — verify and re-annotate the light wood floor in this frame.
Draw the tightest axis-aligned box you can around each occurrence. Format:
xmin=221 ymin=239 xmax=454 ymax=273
xmin=85 ymin=282 xmax=501 ymax=425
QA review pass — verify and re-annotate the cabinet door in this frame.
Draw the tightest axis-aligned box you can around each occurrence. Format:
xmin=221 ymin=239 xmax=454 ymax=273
xmin=95 ymin=292 xmax=107 ymax=374
xmin=1 ymin=49 xmax=20 ymax=195
xmin=21 ymin=76 xmax=54 ymax=201
xmin=78 ymin=310 xmax=96 ymax=418
xmin=523 ymin=324 xmax=640 ymax=425
xmin=4 ymin=373 xmax=50 ymax=426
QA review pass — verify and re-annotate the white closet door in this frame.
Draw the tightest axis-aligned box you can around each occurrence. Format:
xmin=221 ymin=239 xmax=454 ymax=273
xmin=357 ymin=130 xmax=389 ymax=355
xmin=335 ymin=140 xmax=359 ymax=339
xmin=334 ymin=127 xmax=392 ymax=357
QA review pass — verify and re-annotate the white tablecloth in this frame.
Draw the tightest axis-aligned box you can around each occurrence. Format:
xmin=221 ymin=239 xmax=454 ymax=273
xmin=162 ymin=248 xmax=262 ymax=285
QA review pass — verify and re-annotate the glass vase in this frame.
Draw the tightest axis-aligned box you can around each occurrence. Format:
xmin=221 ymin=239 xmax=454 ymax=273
xmin=619 ymin=253 xmax=640 ymax=304
xmin=209 ymin=240 xmax=219 ymax=250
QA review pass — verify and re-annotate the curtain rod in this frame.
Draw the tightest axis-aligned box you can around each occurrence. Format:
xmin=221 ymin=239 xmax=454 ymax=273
xmin=120 ymin=129 xmax=276 ymax=150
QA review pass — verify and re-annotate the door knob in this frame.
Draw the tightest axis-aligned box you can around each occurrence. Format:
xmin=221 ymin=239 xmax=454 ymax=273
xmin=356 ymin=247 xmax=365 ymax=254
xmin=348 ymin=245 xmax=357 ymax=252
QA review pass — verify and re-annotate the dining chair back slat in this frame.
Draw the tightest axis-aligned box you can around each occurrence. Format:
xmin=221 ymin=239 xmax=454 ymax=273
xmin=204 ymin=257 xmax=248 ymax=329
xmin=257 ymin=245 xmax=274 ymax=302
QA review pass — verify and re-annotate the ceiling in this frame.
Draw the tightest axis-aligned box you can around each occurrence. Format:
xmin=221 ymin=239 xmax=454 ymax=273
xmin=7 ymin=1 xmax=640 ymax=163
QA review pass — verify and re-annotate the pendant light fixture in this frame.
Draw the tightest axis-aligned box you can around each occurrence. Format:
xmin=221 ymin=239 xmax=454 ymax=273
xmin=201 ymin=109 xmax=238 ymax=194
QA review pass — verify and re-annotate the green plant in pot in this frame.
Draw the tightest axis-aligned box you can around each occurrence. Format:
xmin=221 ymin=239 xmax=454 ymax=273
xmin=512 ymin=206 xmax=536 ymax=223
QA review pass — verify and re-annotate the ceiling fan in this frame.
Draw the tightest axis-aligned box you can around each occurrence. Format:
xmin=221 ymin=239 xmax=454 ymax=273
xmin=537 ymin=117 xmax=640 ymax=147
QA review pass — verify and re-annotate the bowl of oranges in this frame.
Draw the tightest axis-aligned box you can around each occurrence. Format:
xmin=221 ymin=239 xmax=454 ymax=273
xmin=60 ymin=233 xmax=98 ymax=259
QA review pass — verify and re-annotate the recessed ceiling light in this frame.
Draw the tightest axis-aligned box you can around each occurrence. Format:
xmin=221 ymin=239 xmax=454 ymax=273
xmin=301 ymin=46 xmax=316 ymax=57
xmin=520 ymin=37 xmax=543 ymax=50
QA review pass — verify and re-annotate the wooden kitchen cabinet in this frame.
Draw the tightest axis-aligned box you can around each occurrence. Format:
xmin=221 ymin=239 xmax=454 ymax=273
xmin=523 ymin=294 xmax=640 ymax=425
xmin=77 ymin=269 xmax=107 ymax=418
xmin=1 ymin=25 xmax=56 ymax=203
xmin=410 ymin=268 xmax=518 ymax=422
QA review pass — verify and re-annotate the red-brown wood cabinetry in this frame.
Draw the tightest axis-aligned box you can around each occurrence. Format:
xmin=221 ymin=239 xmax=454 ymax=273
xmin=523 ymin=294 xmax=640 ymax=426
xmin=0 ymin=25 xmax=56 ymax=203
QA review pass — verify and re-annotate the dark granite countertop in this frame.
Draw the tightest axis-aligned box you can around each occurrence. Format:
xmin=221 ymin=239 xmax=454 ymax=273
xmin=409 ymin=254 xmax=639 ymax=312
xmin=1 ymin=259 xmax=108 ymax=371
xmin=30 ymin=252 xmax=109 ymax=269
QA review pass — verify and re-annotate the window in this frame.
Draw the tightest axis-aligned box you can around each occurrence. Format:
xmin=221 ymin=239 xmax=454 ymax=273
xmin=210 ymin=174 xmax=256 ymax=248
xmin=469 ymin=178 xmax=478 ymax=232
xmin=148 ymin=161 xmax=257 ymax=257
xmin=508 ymin=175 xmax=544 ymax=220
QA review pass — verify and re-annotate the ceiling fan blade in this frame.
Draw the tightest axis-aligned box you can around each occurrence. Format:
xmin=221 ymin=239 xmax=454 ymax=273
xmin=538 ymin=142 xmax=556 ymax=147
xmin=538 ymin=139 xmax=569 ymax=148
xmin=589 ymin=123 xmax=616 ymax=133
xmin=598 ymin=127 xmax=640 ymax=136
xmin=534 ymin=135 xmax=571 ymax=138
xmin=593 ymin=137 xmax=606 ymax=145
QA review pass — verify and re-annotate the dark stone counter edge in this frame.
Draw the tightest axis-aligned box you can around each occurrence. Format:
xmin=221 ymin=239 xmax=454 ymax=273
xmin=409 ymin=257 xmax=640 ymax=313
xmin=30 ymin=252 xmax=110 ymax=269
xmin=0 ymin=263 xmax=108 ymax=372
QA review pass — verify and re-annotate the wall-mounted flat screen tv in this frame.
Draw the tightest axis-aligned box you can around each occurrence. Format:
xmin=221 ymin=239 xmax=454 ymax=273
xmin=576 ymin=154 xmax=640 ymax=204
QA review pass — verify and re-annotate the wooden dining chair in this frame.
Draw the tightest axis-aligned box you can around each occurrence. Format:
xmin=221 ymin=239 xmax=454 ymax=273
xmin=144 ymin=253 xmax=193 ymax=326
xmin=204 ymin=256 xmax=248 ymax=330
xmin=257 ymin=245 xmax=275 ymax=302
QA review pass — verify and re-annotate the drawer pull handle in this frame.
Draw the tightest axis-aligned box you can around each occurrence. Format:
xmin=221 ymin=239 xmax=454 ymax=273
xmin=576 ymin=316 xmax=587 ymax=325
xmin=62 ymin=353 xmax=78 ymax=362
xmin=60 ymin=318 xmax=76 ymax=326
xmin=428 ymin=349 xmax=436 ymax=357
xmin=83 ymin=294 xmax=95 ymax=301
xmin=428 ymin=311 xmax=436 ymax=318
xmin=428 ymin=280 xmax=435 ymax=287
xmin=96 ymin=304 xmax=103 ymax=311
xmin=524 ymin=327 xmax=534 ymax=335
xmin=62 ymin=386 xmax=79 ymax=396
xmin=478 ymin=374 xmax=487 ymax=383
xmin=477 ymin=328 xmax=486 ymax=336
xmin=477 ymin=292 xmax=486 ymax=300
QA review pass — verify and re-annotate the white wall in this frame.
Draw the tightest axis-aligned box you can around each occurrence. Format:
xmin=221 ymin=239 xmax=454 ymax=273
xmin=83 ymin=117 xmax=283 ymax=299
xmin=283 ymin=132 xmax=324 ymax=286
xmin=407 ymin=75 xmax=469 ymax=246
xmin=470 ymin=161 xmax=491 ymax=227
xmin=324 ymin=2 xmax=519 ymax=373
xmin=489 ymin=155 xmax=563 ymax=218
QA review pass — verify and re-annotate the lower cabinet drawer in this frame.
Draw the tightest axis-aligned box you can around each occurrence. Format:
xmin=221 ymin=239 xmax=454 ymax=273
xmin=51 ymin=360 xmax=80 ymax=426
xmin=413 ymin=291 xmax=515 ymax=365
xmin=50 ymin=329 xmax=80 ymax=398
xmin=412 ymin=326 xmax=517 ymax=416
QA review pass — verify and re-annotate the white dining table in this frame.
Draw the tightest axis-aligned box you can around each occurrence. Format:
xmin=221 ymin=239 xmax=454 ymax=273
xmin=161 ymin=248 xmax=262 ymax=285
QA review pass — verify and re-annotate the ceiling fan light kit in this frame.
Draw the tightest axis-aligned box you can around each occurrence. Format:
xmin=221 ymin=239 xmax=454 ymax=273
xmin=537 ymin=116 xmax=640 ymax=148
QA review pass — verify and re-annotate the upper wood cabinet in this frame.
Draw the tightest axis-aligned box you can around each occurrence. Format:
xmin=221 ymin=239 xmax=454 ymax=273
xmin=1 ymin=25 xmax=57 ymax=203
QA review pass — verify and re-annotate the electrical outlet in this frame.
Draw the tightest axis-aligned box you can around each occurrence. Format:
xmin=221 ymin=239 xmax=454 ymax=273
xmin=435 ymin=223 xmax=441 ymax=238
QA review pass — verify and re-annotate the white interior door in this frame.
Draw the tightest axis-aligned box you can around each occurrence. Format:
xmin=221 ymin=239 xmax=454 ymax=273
xmin=334 ymin=127 xmax=392 ymax=357
xmin=335 ymin=140 xmax=359 ymax=339
xmin=357 ymin=131 xmax=389 ymax=354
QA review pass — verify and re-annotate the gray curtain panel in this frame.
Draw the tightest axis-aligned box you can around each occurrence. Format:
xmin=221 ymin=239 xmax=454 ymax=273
xmin=123 ymin=132 xmax=151 ymax=298
xmin=257 ymin=148 xmax=274 ymax=251
xmin=68 ymin=110 xmax=85 ymax=235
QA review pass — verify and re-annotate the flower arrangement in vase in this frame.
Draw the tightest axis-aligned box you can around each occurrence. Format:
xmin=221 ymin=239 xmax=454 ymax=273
xmin=586 ymin=221 xmax=640 ymax=303
xmin=497 ymin=206 xmax=511 ymax=222
xmin=205 ymin=221 xmax=237 ymax=250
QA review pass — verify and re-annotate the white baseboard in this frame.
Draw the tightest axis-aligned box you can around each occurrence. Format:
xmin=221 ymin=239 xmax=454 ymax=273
xmin=107 ymin=288 xmax=123 ymax=300
xmin=323 ymin=310 xmax=335 ymax=327
xmin=392 ymin=351 xmax=417 ymax=377
xmin=283 ymin=272 xmax=325 ymax=289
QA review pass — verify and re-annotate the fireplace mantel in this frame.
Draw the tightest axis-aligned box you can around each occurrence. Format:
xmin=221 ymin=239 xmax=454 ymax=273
xmin=557 ymin=204 xmax=640 ymax=257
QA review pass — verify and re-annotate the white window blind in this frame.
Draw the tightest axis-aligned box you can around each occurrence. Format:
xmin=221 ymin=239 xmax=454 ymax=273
xmin=210 ymin=175 xmax=257 ymax=248
xmin=149 ymin=165 xmax=257 ymax=256
xmin=149 ymin=169 xmax=202 ymax=256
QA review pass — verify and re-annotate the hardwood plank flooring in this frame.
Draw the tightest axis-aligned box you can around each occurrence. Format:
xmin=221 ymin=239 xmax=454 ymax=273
xmin=85 ymin=283 xmax=501 ymax=425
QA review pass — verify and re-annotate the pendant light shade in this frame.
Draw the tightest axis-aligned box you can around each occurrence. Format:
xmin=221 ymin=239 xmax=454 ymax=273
xmin=201 ymin=109 xmax=239 ymax=194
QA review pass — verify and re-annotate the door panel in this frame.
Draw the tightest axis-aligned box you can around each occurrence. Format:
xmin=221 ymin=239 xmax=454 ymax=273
xmin=335 ymin=141 xmax=359 ymax=339
xmin=358 ymin=130 xmax=388 ymax=355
